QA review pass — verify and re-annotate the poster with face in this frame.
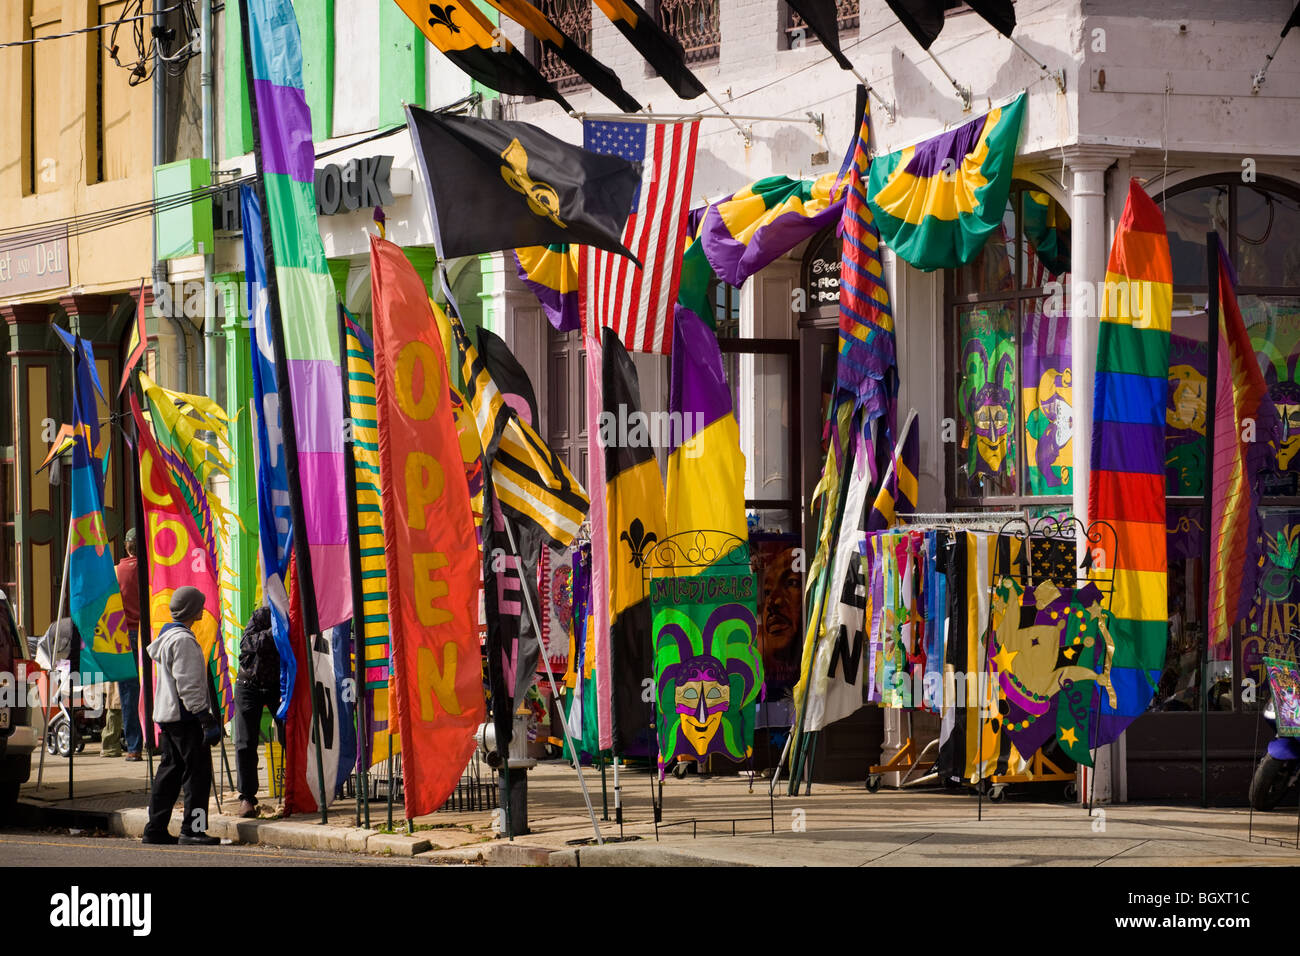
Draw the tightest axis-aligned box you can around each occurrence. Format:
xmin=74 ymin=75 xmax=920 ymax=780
xmin=959 ymin=308 xmax=1017 ymax=485
xmin=1022 ymin=312 xmax=1072 ymax=494
xmin=1166 ymin=333 xmax=1208 ymax=496
xmin=1263 ymin=657 xmax=1300 ymax=737
xmin=752 ymin=533 xmax=802 ymax=695
xmin=650 ymin=571 xmax=762 ymax=767
xmin=1246 ymin=301 xmax=1300 ymax=496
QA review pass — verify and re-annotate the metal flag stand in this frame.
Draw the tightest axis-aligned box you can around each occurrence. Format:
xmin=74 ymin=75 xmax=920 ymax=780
xmin=640 ymin=530 xmax=774 ymax=841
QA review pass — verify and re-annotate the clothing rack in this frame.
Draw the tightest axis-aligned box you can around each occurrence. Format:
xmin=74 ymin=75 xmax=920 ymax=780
xmin=898 ymin=511 xmax=1030 ymax=529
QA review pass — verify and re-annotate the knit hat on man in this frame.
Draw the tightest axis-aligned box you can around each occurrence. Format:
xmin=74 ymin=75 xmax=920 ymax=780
xmin=170 ymin=586 xmax=206 ymax=623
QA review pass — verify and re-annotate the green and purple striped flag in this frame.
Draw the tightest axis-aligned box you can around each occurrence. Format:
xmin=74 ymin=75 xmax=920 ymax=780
xmin=245 ymin=0 xmax=351 ymax=631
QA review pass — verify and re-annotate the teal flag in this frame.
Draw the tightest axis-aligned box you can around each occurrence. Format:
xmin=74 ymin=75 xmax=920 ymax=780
xmin=67 ymin=341 xmax=134 ymax=682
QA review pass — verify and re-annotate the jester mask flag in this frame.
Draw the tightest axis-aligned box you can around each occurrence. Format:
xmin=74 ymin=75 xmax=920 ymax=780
xmin=651 ymin=571 xmax=762 ymax=770
xmin=867 ymin=93 xmax=1026 ymax=272
xmin=1088 ymin=179 xmax=1173 ymax=746
xmin=67 ymin=343 xmax=133 ymax=682
xmin=371 ymin=235 xmax=484 ymax=817
xmin=1209 ymin=241 xmax=1281 ymax=655
xmin=245 ymin=0 xmax=352 ymax=633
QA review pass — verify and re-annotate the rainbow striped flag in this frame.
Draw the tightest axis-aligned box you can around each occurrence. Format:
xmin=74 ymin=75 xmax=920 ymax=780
xmin=342 ymin=311 xmax=390 ymax=690
xmin=1209 ymin=244 xmax=1280 ymax=656
xmin=246 ymin=0 xmax=350 ymax=632
xmin=1088 ymin=179 xmax=1172 ymax=746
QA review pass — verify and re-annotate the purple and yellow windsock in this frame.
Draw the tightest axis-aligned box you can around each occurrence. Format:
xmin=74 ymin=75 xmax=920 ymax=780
xmin=838 ymin=94 xmax=896 ymax=423
xmin=247 ymin=0 xmax=351 ymax=630
xmin=515 ymin=244 xmax=581 ymax=332
xmin=1087 ymin=180 xmax=1172 ymax=746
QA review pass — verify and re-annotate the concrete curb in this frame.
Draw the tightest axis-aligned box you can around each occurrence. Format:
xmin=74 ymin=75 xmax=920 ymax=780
xmin=419 ymin=842 xmax=554 ymax=866
xmin=33 ymin=801 xmax=434 ymax=857
xmin=21 ymin=800 xmax=748 ymax=865
xmin=547 ymin=843 xmax=751 ymax=867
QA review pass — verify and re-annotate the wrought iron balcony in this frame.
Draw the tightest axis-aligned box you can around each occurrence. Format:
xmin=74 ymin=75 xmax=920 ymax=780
xmin=658 ymin=0 xmax=720 ymax=65
xmin=535 ymin=0 xmax=594 ymax=89
xmin=784 ymin=0 xmax=859 ymax=50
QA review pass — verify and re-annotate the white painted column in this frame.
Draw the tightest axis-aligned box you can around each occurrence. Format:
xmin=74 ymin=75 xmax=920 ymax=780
xmin=1064 ymin=147 xmax=1121 ymax=804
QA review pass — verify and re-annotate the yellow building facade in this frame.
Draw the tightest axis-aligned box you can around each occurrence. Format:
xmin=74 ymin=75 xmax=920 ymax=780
xmin=0 ymin=1 xmax=195 ymax=638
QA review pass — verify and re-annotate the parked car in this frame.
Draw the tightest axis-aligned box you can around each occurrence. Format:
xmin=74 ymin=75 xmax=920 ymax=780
xmin=0 ymin=590 xmax=35 ymax=823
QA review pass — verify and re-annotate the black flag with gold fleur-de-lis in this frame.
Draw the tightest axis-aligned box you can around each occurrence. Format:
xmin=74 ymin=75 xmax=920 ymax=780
xmin=406 ymin=105 xmax=642 ymax=264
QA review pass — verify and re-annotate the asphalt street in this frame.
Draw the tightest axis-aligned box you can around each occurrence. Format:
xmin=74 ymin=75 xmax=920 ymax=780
xmin=0 ymin=829 xmax=429 ymax=867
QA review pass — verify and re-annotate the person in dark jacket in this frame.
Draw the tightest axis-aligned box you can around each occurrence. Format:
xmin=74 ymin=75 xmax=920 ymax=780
xmin=233 ymin=606 xmax=283 ymax=818
xmin=141 ymin=586 xmax=222 ymax=846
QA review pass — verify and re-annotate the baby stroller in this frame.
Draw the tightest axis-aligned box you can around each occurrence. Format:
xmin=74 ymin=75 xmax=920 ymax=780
xmin=33 ymin=619 xmax=105 ymax=759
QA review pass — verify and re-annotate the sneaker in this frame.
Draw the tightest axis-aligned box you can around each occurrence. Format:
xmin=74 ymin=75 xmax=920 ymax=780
xmin=124 ymin=752 xmax=142 ymax=762
xmin=141 ymin=831 xmax=178 ymax=846
xmin=101 ymin=750 xmax=123 ymax=759
xmin=238 ymin=799 xmax=258 ymax=819
xmin=178 ymin=833 xmax=221 ymax=846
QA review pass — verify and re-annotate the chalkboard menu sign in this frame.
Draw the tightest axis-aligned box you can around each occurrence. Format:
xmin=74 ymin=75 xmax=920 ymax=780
xmin=806 ymin=229 xmax=841 ymax=307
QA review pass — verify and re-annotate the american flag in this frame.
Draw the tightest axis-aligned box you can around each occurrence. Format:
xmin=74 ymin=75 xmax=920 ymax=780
xmin=581 ymin=119 xmax=699 ymax=354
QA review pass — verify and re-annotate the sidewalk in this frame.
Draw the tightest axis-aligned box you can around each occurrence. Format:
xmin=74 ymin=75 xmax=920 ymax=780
xmin=19 ymin=740 xmax=1300 ymax=866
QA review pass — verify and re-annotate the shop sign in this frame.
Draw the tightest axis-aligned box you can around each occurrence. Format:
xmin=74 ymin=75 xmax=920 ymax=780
xmin=0 ymin=227 xmax=69 ymax=296
xmin=806 ymin=230 xmax=841 ymax=306
xmin=214 ymin=155 xmax=398 ymax=230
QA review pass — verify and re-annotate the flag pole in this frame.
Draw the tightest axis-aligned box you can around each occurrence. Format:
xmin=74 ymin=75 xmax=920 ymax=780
xmin=1200 ymin=232 xmax=1221 ymax=810
xmin=336 ymin=302 xmax=371 ymax=829
xmin=788 ymin=403 xmax=855 ymax=794
xmin=127 ymin=384 xmax=157 ymax=790
xmin=502 ymin=514 xmax=604 ymax=844
xmin=236 ymin=0 xmax=331 ymax=825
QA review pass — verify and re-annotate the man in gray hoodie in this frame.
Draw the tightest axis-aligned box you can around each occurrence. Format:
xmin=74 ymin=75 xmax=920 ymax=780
xmin=141 ymin=586 xmax=223 ymax=846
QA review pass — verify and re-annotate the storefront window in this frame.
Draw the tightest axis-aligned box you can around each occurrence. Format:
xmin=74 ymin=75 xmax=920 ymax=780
xmin=1156 ymin=175 xmax=1300 ymax=714
xmin=949 ymin=183 xmax=1072 ymax=504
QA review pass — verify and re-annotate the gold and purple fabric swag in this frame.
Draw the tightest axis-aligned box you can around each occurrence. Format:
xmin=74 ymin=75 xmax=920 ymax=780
xmin=867 ymin=93 xmax=1026 ymax=272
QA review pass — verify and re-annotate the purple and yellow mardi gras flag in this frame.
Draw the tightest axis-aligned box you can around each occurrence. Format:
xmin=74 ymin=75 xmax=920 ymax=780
xmin=64 ymin=338 xmax=134 ymax=681
xmin=515 ymin=245 xmax=581 ymax=333
xmin=1209 ymin=243 xmax=1281 ymax=657
xmin=867 ymin=93 xmax=1025 ymax=272
xmin=666 ymin=304 xmax=747 ymax=544
xmin=245 ymin=0 xmax=351 ymax=632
